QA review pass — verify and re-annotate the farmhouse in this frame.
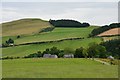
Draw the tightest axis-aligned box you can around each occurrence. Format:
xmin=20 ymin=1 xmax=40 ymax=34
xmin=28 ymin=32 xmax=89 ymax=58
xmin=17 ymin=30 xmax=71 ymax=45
xmin=43 ymin=54 xmax=58 ymax=58
xmin=64 ymin=54 xmax=74 ymax=58
xmin=43 ymin=54 xmax=51 ymax=58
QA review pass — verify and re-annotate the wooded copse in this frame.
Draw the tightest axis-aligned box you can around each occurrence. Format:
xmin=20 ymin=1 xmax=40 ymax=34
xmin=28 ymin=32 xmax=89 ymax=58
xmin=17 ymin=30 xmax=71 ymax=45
xmin=100 ymin=39 xmax=120 ymax=59
xmin=49 ymin=19 xmax=90 ymax=27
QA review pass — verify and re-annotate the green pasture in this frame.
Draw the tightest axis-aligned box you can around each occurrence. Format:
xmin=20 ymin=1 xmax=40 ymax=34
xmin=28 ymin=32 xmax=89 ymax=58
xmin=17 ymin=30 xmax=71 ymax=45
xmin=2 ymin=58 xmax=118 ymax=78
xmin=2 ymin=27 xmax=96 ymax=44
xmin=2 ymin=38 xmax=102 ymax=57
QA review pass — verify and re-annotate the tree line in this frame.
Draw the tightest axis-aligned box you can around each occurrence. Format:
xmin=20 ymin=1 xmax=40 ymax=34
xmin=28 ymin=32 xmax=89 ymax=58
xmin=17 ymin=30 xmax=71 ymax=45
xmin=90 ymin=23 xmax=120 ymax=36
xmin=49 ymin=19 xmax=90 ymax=27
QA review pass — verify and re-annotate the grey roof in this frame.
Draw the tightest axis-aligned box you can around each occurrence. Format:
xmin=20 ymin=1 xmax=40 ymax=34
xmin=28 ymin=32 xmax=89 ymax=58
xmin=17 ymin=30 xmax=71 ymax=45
xmin=64 ymin=54 xmax=74 ymax=58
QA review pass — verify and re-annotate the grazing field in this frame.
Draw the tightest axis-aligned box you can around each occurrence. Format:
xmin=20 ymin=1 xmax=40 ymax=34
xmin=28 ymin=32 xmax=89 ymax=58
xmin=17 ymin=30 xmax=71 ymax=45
xmin=2 ymin=58 xmax=118 ymax=78
xmin=2 ymin=38 xmax=102 ymax=57
xmin=2 ymin=26 xmax=96 ymax=44
xmin=2 ymin=18 xmax=51 ymax=36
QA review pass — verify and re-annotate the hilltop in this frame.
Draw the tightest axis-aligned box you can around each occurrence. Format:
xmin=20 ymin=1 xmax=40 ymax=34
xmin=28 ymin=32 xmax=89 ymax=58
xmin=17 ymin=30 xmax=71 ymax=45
xmin=2 ymin=18 xmax=52 ymax=36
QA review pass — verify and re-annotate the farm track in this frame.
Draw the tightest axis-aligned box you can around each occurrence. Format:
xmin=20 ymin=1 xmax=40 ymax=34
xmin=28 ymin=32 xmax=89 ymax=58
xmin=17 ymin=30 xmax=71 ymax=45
xmin=94 ymin=58 xmax=110 ymax=65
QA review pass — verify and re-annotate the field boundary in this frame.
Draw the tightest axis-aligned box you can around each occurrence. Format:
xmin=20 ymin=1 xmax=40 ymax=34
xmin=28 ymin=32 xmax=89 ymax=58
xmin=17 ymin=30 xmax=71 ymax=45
xmin=2 ymin=37 xmax=87 ymax=48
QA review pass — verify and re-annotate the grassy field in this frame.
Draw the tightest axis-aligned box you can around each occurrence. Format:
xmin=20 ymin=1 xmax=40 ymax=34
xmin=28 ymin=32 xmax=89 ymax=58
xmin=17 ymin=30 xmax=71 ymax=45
xmin=2 ymin=58 xmax=118 ymax=78
xmin=2 ymin=27 xmax=96 ymax=44
xmin=102 ymin=36 xmax=119 ymax=41
xmin=2 ymin=18 xmax=51 ymax=36
xmin=2 ymin=38 xmax=102 ymax=57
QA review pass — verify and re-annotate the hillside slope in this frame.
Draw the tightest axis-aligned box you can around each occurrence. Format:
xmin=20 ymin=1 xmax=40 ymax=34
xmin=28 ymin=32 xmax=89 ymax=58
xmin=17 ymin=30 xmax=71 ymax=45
xmin=97 ymin=28 xmax=120 ymax=37
xmin=2 ymin=27 xmax=96 ymax=44
xmin=2 ymin=18 xmax=52 ymax=36
xmin=2 ymin=38 xmax=102 ymax=57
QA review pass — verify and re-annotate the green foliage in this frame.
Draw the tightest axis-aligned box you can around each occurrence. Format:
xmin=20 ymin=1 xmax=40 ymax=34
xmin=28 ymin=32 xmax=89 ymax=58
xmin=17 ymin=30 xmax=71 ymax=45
xmin=2 ymin=38 xmax=14 ymax=47
xmin=100 ymin=39 xmax=120 ymax=59
xmin=49 ymin=47 xmax=60 ymax=55
xmin=96 ymin=45 xmax=107 ymax=58
xmin=43 ymin=48 xmax=50 ymax=54
xmin=24 ymin=51 xmax=42 ymax=58
xmin=49 ymin=19 xmax=90 ymax=27
xmin=74 ymin=47 xmax=84 ymax=58
xmin=87 ymin=42 xmax=107 ymax=59
xmin=82 ymin=49 xmax=88 ymax=58
xmin=6 ymin=38 xmax=14 ymax=44
xmin=17 ymin=35 xmax=21 ymax=39
xmin=58 ymin=50 xmax=64 ymax=58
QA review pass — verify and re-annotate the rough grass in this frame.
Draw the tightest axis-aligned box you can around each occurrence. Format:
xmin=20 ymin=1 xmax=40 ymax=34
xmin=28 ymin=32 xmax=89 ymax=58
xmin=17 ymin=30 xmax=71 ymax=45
xmin=2 ymin=58 xmax=118 ymax=78
xmin=2 ymin=38 xmax=102 ymax=57
xmin=2 ymin=18 xmax=51 ymax=36
xmin=102 ymin=36 xmax=119 ymax=41
xmin=98 ymin=28 xmax=120 ymax=37
xmin=2 ymin=26 xmax=96 ymax=44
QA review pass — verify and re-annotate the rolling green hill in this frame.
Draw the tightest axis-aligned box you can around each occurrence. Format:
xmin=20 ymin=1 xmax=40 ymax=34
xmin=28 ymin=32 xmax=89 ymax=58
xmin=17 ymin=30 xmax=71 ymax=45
xmin=3 ymin=26 xmax=96 ymax=44
xmin=2 ymin=21 xmax=101 ymax=57
xmin=2 ymin=18 xmax=52 ymax=36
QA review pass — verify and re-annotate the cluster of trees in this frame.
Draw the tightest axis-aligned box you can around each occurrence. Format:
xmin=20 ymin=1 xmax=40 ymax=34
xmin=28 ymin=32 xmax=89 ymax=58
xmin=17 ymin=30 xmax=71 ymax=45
xmin=23 ymin=42 xmax=112 ymax=59
xmin=2 ymin=36 xmax=21 ymax=47
xmin=90 ymin=23 xmax=120 ymax=36
xmin=2 ymin=38 xmax=14 ymax=47
xmin=49 ymin=19 xmax=90 ymax=27
xmin=5 ymin=38 xmax=14 ymax=45
xmin=24 ymin=47 xmax=63 ymax=58
xmin=24 ymin=51 xmax=43 ymax=58
xmin=100 ymin=39 xmax=120 ymax=59
xmin=73 ymin=43 xmax=109 ymax=59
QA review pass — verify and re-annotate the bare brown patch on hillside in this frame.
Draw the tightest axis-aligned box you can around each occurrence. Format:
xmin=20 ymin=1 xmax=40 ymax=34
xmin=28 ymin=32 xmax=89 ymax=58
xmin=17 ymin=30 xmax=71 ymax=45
xmin=97 ymin=28 xmax=120 ymax=37
xmin=2 ymin=19 xmax=51 ymax=36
